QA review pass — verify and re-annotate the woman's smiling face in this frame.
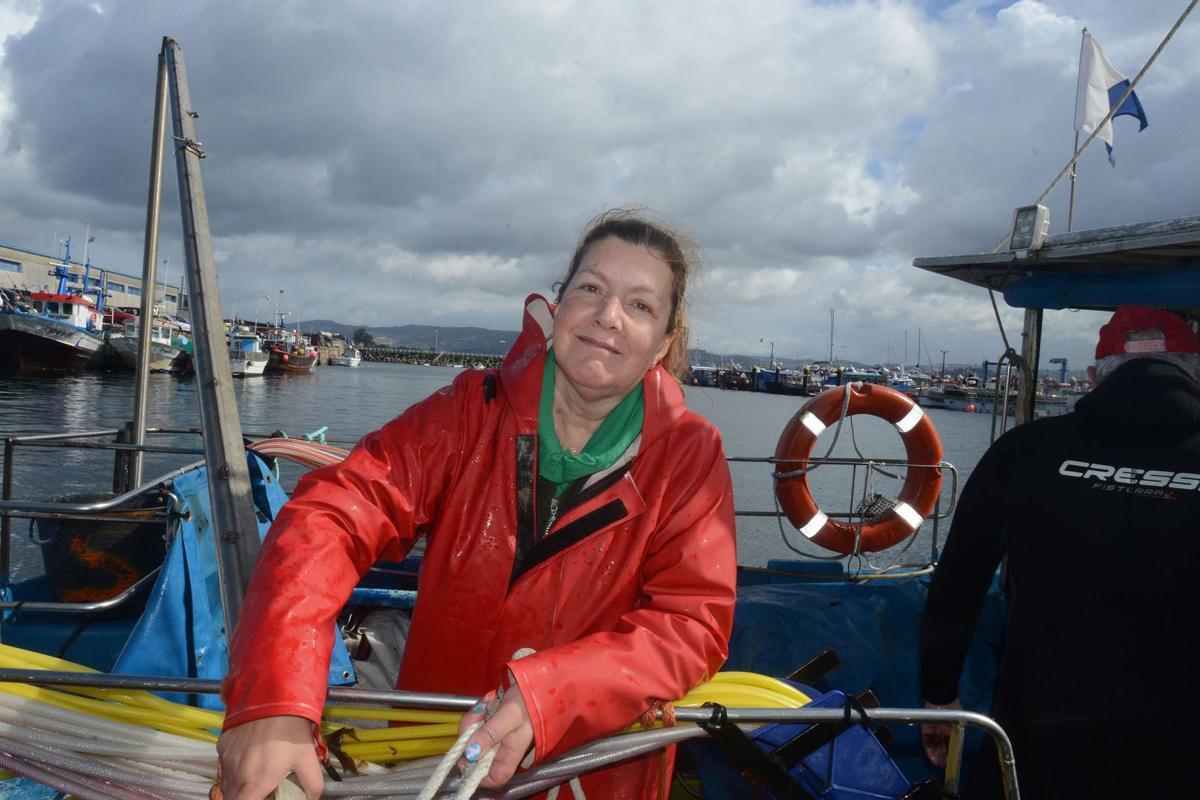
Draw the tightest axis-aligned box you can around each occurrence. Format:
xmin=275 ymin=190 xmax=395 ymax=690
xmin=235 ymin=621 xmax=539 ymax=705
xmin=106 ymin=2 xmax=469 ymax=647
xmin=552 ymin=236 xmax=676 ymax=404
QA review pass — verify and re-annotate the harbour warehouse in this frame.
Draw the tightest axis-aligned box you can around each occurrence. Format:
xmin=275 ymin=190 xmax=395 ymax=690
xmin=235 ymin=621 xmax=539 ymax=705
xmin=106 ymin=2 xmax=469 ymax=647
xmin=0 ymin=240 xmax=184 ymax=317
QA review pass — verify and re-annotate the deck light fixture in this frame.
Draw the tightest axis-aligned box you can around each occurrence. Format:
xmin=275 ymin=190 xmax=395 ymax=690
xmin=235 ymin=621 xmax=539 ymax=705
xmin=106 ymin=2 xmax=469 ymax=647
xmin=1009 ymin=204 xmax=1050 ymax=251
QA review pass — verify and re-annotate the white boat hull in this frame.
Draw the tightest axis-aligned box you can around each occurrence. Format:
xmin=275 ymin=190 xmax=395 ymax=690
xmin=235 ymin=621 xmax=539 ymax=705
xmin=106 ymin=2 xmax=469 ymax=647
xmin=915 ymin=391 xmax=946 ymax=409
xmin=229 ymin=351 xmax=268 ymax=377
xmin=109 ymin=335 xmax=185 ymax=372
xmin=943 ymin=394 xmax=1069 ymax=418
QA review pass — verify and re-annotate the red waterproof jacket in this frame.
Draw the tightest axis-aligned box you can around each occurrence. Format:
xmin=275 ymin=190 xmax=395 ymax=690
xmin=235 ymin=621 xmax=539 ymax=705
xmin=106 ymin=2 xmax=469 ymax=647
xmin=223 ymin=295 xmax=738 ymax=798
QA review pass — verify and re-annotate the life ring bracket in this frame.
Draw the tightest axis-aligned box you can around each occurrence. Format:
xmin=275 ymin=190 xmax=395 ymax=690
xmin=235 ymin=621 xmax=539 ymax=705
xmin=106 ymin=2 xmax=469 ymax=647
xmin=772 ymin=384 xmax=949 ymax=555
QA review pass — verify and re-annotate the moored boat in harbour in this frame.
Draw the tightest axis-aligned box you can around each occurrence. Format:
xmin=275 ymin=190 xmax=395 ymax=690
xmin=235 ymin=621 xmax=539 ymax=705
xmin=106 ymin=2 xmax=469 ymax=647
xmin=227 ymin=329 xmax=268 ymax=376
xmin=330 ymin=343 xmax=362 ymax=367
xmin=0 ymin=289 xmax=107 ymax=373
xmin=914 ymin=383 xmax=947 ymax=409
xmin=936 ymin=382 xmax=1069 ymax=418
xmin=265 ymin=340 xmax=318 ymax=373
xmin=259 ymin=325 xmax=318 ymax=373
xmin=0 ymin=244 xmax=109 ymax=373
xmin=108 ymin=316 xmax=191 ymax=372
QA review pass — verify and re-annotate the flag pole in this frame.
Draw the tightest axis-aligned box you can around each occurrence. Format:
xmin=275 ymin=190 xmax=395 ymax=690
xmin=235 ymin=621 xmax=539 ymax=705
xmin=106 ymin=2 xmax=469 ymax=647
xmin=989 ymin=0 xmax=1197 ymax=252
xmin=1067 ymin=28 xmax=1086 ymax=233
xmin=1066 ymin=130 xmax=1079 ymax=232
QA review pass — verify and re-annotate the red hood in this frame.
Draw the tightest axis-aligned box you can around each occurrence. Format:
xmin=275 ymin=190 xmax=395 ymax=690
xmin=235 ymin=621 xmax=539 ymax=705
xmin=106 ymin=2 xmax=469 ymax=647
xmin=500 ymin=293 xmax=687 ymax=448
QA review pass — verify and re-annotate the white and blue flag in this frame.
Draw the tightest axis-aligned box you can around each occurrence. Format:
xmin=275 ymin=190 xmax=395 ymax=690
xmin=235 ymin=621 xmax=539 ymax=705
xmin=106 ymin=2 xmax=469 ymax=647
xmin=1074 ymin=31 xmax=1148 ymax=166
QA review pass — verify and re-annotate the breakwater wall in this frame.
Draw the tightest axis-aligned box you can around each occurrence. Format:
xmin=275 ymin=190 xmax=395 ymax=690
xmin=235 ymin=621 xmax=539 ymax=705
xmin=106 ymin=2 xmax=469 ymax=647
xmin=359 ymin=345 xmax=503 ymax=368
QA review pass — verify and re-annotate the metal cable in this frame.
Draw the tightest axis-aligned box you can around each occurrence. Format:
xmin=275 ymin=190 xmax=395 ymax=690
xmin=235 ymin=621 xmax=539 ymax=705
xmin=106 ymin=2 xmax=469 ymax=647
xmin=0 ymin=753 xmax=151 ymax=800
xmin=0 ymin=735 xmax=212 ymax=797
xmin=0 ymin=718 xmax=215 ymax=765
xmin=0 ymin=692 xmax=210 ymax=749
xmin=490 ymin=727 xmax=704 ymax=800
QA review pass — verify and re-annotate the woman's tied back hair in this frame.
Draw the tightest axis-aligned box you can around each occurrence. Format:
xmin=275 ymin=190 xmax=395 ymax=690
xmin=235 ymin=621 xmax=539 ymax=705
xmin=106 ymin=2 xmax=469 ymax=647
xmin=556 ymin=208 xmax=695 ymax=379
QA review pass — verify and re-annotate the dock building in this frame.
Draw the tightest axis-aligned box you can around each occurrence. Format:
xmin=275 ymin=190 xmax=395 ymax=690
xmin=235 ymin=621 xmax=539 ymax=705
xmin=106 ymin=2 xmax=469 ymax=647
xmin=0 ymin=240 xmax=185 ymax=317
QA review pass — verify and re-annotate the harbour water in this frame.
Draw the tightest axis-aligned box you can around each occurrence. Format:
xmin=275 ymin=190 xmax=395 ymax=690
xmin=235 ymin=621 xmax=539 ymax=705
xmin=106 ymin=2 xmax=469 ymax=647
xmin=0 ymin=363 xmax=999 ymax=577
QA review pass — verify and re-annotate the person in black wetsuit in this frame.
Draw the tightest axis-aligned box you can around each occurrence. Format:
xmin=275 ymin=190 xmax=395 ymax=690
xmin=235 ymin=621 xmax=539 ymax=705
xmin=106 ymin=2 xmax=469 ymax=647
xmin=920 ymin=306 xmax=1200 ymax=799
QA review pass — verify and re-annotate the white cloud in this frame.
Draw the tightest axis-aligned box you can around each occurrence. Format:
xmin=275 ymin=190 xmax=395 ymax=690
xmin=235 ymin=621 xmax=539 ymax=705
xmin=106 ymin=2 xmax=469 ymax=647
xmin=0 ymin=0 xmax=1194 ymax=368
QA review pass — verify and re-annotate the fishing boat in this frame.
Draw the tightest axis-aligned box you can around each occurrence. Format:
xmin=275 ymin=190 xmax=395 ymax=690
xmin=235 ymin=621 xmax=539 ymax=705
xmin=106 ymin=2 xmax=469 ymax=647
xmin=227 ymin=329 xmax=268 ymax=377
xmin=265 ymin=341 xmax=318 ymax=372
xmin=262 ymin=327 xmax=318 ymax=373
xmin=914 ymin=384 xmax=947 ymax=409
xmin=330 ymin=343 xmax=362 ymax=367
xmin=0 ymin=244 xmax=108 ymax=373
xmin=937 ymin=381 xmax=1070 ymax=418
xmin=108 ymin=316 xmax=190 ymax=372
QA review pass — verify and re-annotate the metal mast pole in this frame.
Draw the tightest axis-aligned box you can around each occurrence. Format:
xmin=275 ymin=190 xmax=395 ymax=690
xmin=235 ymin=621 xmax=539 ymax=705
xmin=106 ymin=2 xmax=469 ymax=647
xmin=1067 ymin=28 xmax=1086 ymax=233
xmin=828 ymin=309 xmax=834 ymax=364
xmin=1066 ymin=131 xmax=1080 ymax=232
xmin=164 ymin=37 xmax=260 ymax=632
xmin=1016 ymin=309 xmax=1042 ymax=427
xmin=129 ymin=47 xmax=169 ymax=489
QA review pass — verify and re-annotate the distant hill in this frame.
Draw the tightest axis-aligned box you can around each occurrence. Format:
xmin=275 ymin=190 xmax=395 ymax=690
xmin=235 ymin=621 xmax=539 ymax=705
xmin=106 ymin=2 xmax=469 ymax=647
xmin=296 ymin=320 xmax=887 ymax=366
xmin=297 ymin=319 xmax=519 ymax=355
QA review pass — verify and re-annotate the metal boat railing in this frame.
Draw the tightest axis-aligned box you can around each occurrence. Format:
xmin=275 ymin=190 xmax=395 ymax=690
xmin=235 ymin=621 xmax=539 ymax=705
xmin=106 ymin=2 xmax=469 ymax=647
xmin=731 ymin=455 xmax=959 ymax=577
xmin=0 ymin=568 xmax=163 ymax=614
xmin=0 ymin=667 xmax=1020 ymax=799
xmin=0 ymin=429 xmax=200 ymax=575
xmin=0 ymin=433 xmax=191 ymax=617
xmin=1 ymin=428 xmax=960 ymax=611
xmin=0 ymin=425 xmax=371 ymax=614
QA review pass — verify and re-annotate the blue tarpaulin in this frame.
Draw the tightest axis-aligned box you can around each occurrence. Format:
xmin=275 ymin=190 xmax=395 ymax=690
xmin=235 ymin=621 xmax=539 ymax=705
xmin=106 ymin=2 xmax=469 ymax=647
xmin=725 ymin=564 xmax=1007 ymax=783
xmin=113 ymin=453 xmax=355 ymax=708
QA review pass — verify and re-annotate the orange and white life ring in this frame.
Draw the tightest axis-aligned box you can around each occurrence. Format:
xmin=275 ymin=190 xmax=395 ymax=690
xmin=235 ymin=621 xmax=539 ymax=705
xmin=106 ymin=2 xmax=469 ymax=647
xmin=774 ymin=383 xmax=943 ymax=554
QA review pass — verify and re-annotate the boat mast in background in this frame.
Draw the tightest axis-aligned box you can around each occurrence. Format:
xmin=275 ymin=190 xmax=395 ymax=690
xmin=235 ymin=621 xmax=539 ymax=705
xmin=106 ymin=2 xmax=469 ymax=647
xmin=828 ymin=307 xmax=834 ymax=365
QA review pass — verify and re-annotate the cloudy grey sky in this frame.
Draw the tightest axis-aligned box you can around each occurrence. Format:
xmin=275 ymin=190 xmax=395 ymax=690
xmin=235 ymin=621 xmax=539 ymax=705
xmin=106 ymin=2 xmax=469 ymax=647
xmin=1 ymin=0 xmax=1197 ymax=368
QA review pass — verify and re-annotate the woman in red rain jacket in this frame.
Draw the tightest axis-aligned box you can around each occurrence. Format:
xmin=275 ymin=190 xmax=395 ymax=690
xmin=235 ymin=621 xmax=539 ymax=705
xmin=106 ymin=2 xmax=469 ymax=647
xmin=218 ymin=210 xmax=738 ymax=799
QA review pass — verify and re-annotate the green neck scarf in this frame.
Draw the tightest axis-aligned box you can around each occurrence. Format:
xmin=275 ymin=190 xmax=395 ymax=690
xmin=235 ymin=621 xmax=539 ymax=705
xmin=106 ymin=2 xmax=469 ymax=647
xmin=538 ymin=348 xmax=644 ymax=492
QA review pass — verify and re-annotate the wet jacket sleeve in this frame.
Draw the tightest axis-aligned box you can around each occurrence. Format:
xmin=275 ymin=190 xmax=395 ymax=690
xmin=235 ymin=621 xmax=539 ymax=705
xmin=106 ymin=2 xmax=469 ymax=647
xmin=221 ymin=385 xmax=464 ymax=730
xmin=507 ymin=423 xmax=738 ymax=760
xmin=920 ymin=429 xmax=1014 ymax=706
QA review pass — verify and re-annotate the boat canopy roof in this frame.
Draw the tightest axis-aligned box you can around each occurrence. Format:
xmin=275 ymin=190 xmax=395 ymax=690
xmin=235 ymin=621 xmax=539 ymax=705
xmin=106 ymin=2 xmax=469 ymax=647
xmin=29 ymin=291 xmax=95 ymax=306
xmin=912 ymin=214 xmax=1200 ymax=311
